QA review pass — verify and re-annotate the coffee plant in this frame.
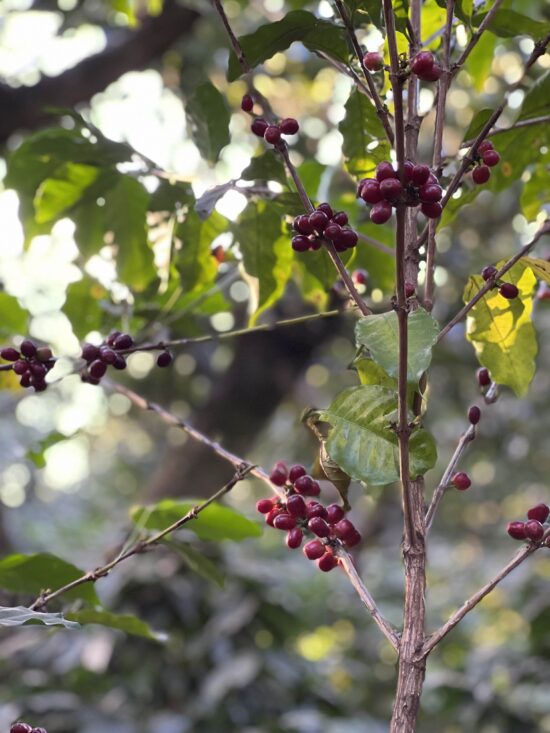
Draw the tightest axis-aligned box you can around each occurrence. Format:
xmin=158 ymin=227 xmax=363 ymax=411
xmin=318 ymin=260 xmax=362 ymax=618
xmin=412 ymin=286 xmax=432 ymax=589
xmin=0 ymin=0 xmax=549 ymax=730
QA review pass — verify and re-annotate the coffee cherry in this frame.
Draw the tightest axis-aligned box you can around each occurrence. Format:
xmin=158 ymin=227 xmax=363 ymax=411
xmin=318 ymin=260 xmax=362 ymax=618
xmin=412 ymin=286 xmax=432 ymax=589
xmin=317 ymin=203 xmax=333 ymax=218
xmin=499 ymin=283 xmax=519 ymax=300
xmin=256 ymin=498 xmax=274 ymax=514
xmin=293 ymin=475 xmax=314 ymax=494
xmin=326 ymin=504 xmax=345 ymax=524
xmin=318 ymin=552 xmax=338 ymax=572
xmin=370 ymin=201 xmax=393 ymax=224
xmin=333 ymin=518 xmax=356 ymax=541
xmin=477 ymin=367 xmax=491 ymax=387
xmin=410 ymin=51 xmax=435 ymax=76
xmin=452 ymin=471 xmax=471 ymax=490
xmin=20 ymin=373 xmax=32 ymax=388
xmin=308 ymin=516 xmax=331 ymax=537
xmin=363 ymin=51 xmax=384 ymax=71
xmin=338 ymin=229 xmax=358 ymax=249
xmin=507 ymin=521 xmax=526 ymax=540
xmin=286 ymin=528 xmax=304 ymax=549
xmin=288 ymin=464 xmax=307 ymax=483
xmin=344 ymin=530 xmax=362 ymax=548
xmin=11 ymin=724 xmax=33 ymax=733
xmin=1 ymin=347 xmax=20 ymax=361
xmin=481 ymin=265 xmax=498 ymax=282
xmin=352 ymin=269 xmax=368 ymax=286
xmin=113 ymin=333 xmax=133 ymax=350
xmin=157 ymin=350 xmax=173 ymax=368
xmin=359 ymin=179 xmax=383 ymax=204
xmin=30 ymin=362 xmax=47 ymax=379
xmin=418 ymin=184 xmax=443 ymax=203
xmin=402 ymin=160 xmax=415 ymax=182
xmin=380 ymin=178 xmax=403 ymax=201
xmin=306 ymin=501 xmax=328 ymax=520
xmin=89 ymin=360 xmax=107 ymax=379
xmin=273 ymin=513 xmax=297 ymax=531
xmin=468 ymin=405 xmax=481 ymax=425
xmin=478 ymin=140 xmax=494 ymax=154
xmin=376 ymin=162 xmax=397 ymax=182
xmin=325 ymin=223 xmax=343 ymax=241
xmin=13 ymin=359 xmax=28 ymax=375
xmin=420 ymin=202 xmax=442 ymax=219
xmin=421 ymin=64 xmax=442 ymax=82
xmin=482 ymin=150 xmax=500 ymax=167
xmin=291 ymin=235 xmax=312 ymax=252
xmin=251 ymin=118 xmax=269 ymax=137
xmin=310 ymin=239 xmax=322 ymax=251
xmin=264 ymin=125 xmax=281 ymax=144
xmin=241 ymin=94 xmax=253 ymax=112
xmin=269 ymin=466 xmax=287 ymax=486
xmin=303 ymin=539 xmax=325 ymax=560
xmin=411 ymin=164 xmax=431 ymax=186
xmin=472 ymin=165 xmax=490 ymax=184
xmin=266 ymin=506 xmax=285 ymax=526
xmin=113 ymin=358 xmax=127 ymax=373
xmin=525 ymin=519 xmax=544 ymax=542
xmin=294 ymin=215 xmax=315 ymax=235
xmin=106 ymin=330 xmax=121 ymax=346
xmin=280 ymin=118 xmax=299 ymax=135
xmin=333 ymin=211 xmax=348 ymax=226
xmin=309 ymin=210 xmax=329 ymax=232
xmin=81 ymin=343 xmax=99 ymax=362
xmin=99 ymin=346 xmax=117 ymax=364
xmin=286 ymin=494 xmax=307 ymax=518
xmin=527 ymin=503 xmax=549 ymax=523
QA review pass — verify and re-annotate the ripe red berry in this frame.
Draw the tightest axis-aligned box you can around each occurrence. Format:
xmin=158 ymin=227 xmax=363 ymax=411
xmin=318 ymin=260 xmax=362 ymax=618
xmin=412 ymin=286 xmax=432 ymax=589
xmin=310 ymin=238 xmax=322 ymax=251
xmin=499 ymin=282 xmax=519 ymax=300
xmin=251 ymin=118 xmax=269 ymax=137
xmin=477 ymin=367 xmax=491 ymax=387
xmin=309 ymin=210 xmax=329 ymax=232
xmin=89 ymin=360 xmax=107 ymax=379
xmin=318 ymin=552 xmax=338 ymax=572
xmin=410 ymin=51 xmax=435 ymax=76
xmin=403 ymin=160 xmax=415 ymax=182
xmin=286 ymin=494 xmax=307 ymax=517
xmin=325 ymin=223 xmax=343 ymax=241
xmin=421 ymin=64 xmax=442 ymax=82
xmin=525 ymin=519 xmax=544 ymax=542
xmin=13 ymin=359 xmax=28 ymax=375
xmin=308 ymin=516 xmax=331 ymax=537
xmin=256 ymin=498 xmax=274 ymax=514
xmin=11 ymin=724 xmax=32 ymax=733
xmin=99 ymin=346 xmax=117 ymax=364
xmin=294 ymin=475 xmax=315 ymax=494
xmin=326 ymin=504 xmax=345 ymax=524
xmin=36 ymin=347 xmax=53 ymax=362
xmin=1 ymin=347 xmax=20 ymax=361
xmin=269 ymin=467 xmax=287 ymax=486
xmin=289 ymin=464 xmax=307 ymax=482
xmin=280 ymin=118 xmax=299 ymax=135
xmin=472 ymin=165 xmax=490 ymax=184
xmin=359 ymin=179 xmax=383 ymax=204
xmin=419 ymin=184 xmax=443 ymax=203
xmin=291 ymin=235 xmax=312 ymax=252
xmin=344 ymin=530 xmax=362 ymax=548
xmin=338 ymin=229 xmax=358 ymax=249
xmin=317 ymin=203 xmax=333 ymax=218
xmin=376 ymin=162 xmax=397 ymax=182
xmin=20 ymin=340 xmax=37 ymax=358
xmin=30 ymin=362 xmax=47 ymax=379
xmin=404 ymin=281 xmax=416 ymax=298
xmin=286 ymin=528 xmax=304 ymax=549
xmin=380 ymin=178 xmax=403 ymax=201
xmin=306 ymin=501 xmax=328 ymax=520
xmin=294 ymin=215 xmax=315 ymax=235
xmin=114 ymin=333 xmax=133 ymax=350
xmin=266 ymin=506 xmax=285 ymax=526
xmin=156 ymin=350 xmax=173 ymax=368
xmin=303 ymin=539 xmax=325 ymax=560
xmin=241 ymin=94 xmax=253 ymax=112
xmin=420 ymin=202 xmax=442 ymax=219
xmin=411 ymin=164 xmax=431 ymax=186
xmin=264 ymin=125 xmax=281 ymax=144
xmin=332 ymin=211 xmax=348 ymax=226
xmin=478 ymin=140 xmax=494 ymax=154
xmin=20 ymin=373 xmax=32 ymax=388
xmin=452 ymin=471 xmax=471 ymax=490
xmin=273 ymin=513 xmax=297 ymax=531
xmin=507 ymin=521 xmax=527 ymax=540
xmin=481 ymin=265 xmax=498 ymax=282
xmin=468 ymin=405 xmax=481 ymax=425
xmin=333 ymin=519 xmax=356 ymax=541
xmin=482 ymin=150 xmax=500 ymax=167
xmin=363 ymin=51 xmax=384 ymax=71
xmin=370 ymin=201 xmax=393 ymax=224
xmin=352 ymin=269 xmax=368 ymax=286
xmin=527 ymin=503 xmax=550 ymax=523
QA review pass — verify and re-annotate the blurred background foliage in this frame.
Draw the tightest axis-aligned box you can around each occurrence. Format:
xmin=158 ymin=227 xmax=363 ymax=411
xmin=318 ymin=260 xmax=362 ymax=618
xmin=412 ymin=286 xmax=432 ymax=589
xmin=0 ymin=0 xmax=549 ymax=730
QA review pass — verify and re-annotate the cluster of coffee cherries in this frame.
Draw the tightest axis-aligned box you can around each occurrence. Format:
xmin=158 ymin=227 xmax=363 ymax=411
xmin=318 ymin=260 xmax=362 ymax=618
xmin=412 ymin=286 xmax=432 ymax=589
xmin=291 ymin=203 xmax=359 ymax=253
xmin=358 ymin=161 xmax=444 ymax=224
xmin=471 ymin=140 xmax=501 ymax=185
xmin=0 ymin=340 xmax=55 ymax=392
xmin=410 ymin=51 xmax=442 ymax=82
xmin=481 ymin=265 xmax=519 ymax=300
xmin=80 ymin=331 xmax=172 ymax=385
xmin=256 ymin=461 xmax=362 ymax=572
xmin=11 ymin=723 xmax=47 ymax=733
xmin=507 ymin=503 xmax=549 ymax=544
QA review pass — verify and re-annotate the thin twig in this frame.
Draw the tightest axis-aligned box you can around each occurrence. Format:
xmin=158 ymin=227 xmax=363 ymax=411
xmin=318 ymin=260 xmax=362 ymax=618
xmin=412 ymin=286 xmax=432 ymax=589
xmin=356 ymin=231 xmax=396 ymax=256
xmin=452 ymin=0 xmax=505 ymax=73
xmin=438 ymin=220 xmax=550 ymax=342
xmin=424 ymin=425 xmax=475 ymax=530
xmin=460 ymin=114 xmax=550 ymax=147
xmin=420 ymin=530 xmax=549 ymax=658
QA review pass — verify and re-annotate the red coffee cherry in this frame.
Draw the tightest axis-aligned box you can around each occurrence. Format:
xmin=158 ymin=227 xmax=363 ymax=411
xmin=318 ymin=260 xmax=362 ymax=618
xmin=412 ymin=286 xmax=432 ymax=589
xmin=113 ymin=333 xmax=133 ymax=350
xmin=280 ymin=118 xmax=299 ymax=135
xmin=507 ymin=521 xmax=527 ymax=540
xmin=308 ymin=516 xmax=331 ymax=537
xmin=411 ymin=164 xmax=431 ymax=186
xmin=477 ymin=367 xmax=491 ymax=387
xmin=273 ymin=513 xmax=297 ymax=531
xmin=1 ymin=347 xmax=20 ymax=361
xmin=286 ymin=528 xmax=304 ymax=549
xmin=352 ymin=269 xmax=368 ymax=286
xmin=482 ymin=150 xmax=500 ymax=167
xmin=317 ymin=202 xmax=334 ymax=218
xmin=13 ymin=359 xmax=28 ymax=375
xmin=360 ymin=180 xmax=383 ymax=204
xmin=481 ymin=265 xmax=498 ymax=282
xmin=241 ymin=94 xmax=254 ymax=112
xmin=112 ymin=354 xmax=126 ymax=370
xmin=403 ymin=160 xmax=415 ymax=182
xmin=264 ymin=125 xmax=282 ymax=144
xmin=380 ymin=178 xmax=403 ymax=201
xmin=294 ymin=215 xmax=315 ymax=235
xmin=251 ymin=118 xmax=269 ymax=137
xmin=410 ymin=51 xmax=435 ymax=76
xmin=333 ymin=211 xmax=349 ymax=226
xmin=270 ymin=464 xmax=288 ymax=486
xmin=157 ymin=350 xmax=173 ymax=368
xmin=527 ymin=503 xmax=549 ymax=523
xmin=89 ymin=360 xmax=107 ymax=379
xmin=421 ymin=64 xmax=442 ymax=82
xmin=452 ymin=471 xmax=471 ymax=490
xmin=99 ymin=346 xmax=117 ymax=364
xmin=325 ymin=223 xmax=343 ymax=241
xmin=303 ymin=539 xmax=325 ymax=560
xmin=468 ymin=405 xmax=481 ymax=425
xmin=343 ymin=530 xmax=362 ymax=548
xmin=306 ymin=501 xmax=328 ymax=520
xmin=81 ymin=343 xmax=100 ymax=362
xmin=292 ymin=235 xmax=312 ymax=252
xmin=472 ymin=165 xmax=491 ymax=184
xmin=525 ymin=519 xmax=544 ymax=542
xmin=11 ymin=725 xmax=33 ymax=733
xmin=286 ymin=494 xmax=307 ymax=518
xmin=420 ymin=202 xmax=442 ymax=219
xmin=20 ymin=340 xmax=37 ymax=358
xmin=418 ymin=184 xmax=443 ymax=203
xmin=363 ymin=51 xmax=384 ymax=71
xmin=289 ymin=464 xmax=307 ymax=483
xmin=370 ymin=201 xmax=393 ymax=224
xmin=294 ymin=475 xmax=315 ymax=494
xmin=265 ymin=506 xmax=285 ymax=526
xmin=333 ymin=519 xmax=356 ymax=541
xmin=309 ymin=210 xmax=329 ymax=232
xmin=256 ymin=498 xmax=274 ymax=514
xmin=338 ymin=229 xmax=358 ymax=249
xmin=318 ymin=552 xmax=338 ymax=572
xmin=478 ymin=140 xmax=494 ymax=154
xmin=499 ymin=283 xmax=519 ymax=300
xmin=376 ymin=161 xmax=397 ymax=181
xmin=325 ymin=504 xmax=345 ymax=524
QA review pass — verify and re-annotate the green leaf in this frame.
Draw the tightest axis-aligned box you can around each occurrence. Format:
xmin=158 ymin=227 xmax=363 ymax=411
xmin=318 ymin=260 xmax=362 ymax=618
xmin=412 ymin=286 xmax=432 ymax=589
xmin=464 ymin=261 xmax=537 ymax=396
xmin=63 ymin=276 xmax=111 ymax=339
xmin=195 ymin=182 xmax=234 ymax=220
xmin=105 ymin=175 xmax=156 ymax=292
xmin=344 ymin=1 xmax=382 ymax=27
xmin=168 ymin=541 xmax=225 ymax=587
xmin=234 ymin=201 xmax=293 ymax=323
xmin=66 ymin=609 xmax=167 ymax=642
xmin=355 ymin=309 xmax=439 ymax=383
xmin=227 ymin=11 xmax=349 ymax=81
xmin=518 ymin=69 xmax=550 ymax=121
xmin=185 ymin=82 xmax=231 ymax=164
xmin=463 ymin=108 xmax=493 ymax=142
xmin=0 ymin=293 xmax=28 ymax=337
xmin=26 ymin=432 xmax=66 ymax=469
xmin=521 ymin=159 xmax=550 ymax=222
xmin=240 ymin=150 xmax=288 ymax=186
xmin=130 ymin=500 xmax=262 ymax=542
xmin=472 ymin=9 xmax=550 ymax=39
xmin=320 ymin=385 xmax=437 ymax=486
xmin=465 ymin=33 xmax=496 ymax=92
xmin=0 ymin=553 xmax=99 ymax=605
xmin=149 ymin=179 xmax=194 ymax=213
xmin=353 ymin=356 xmax=398 ymax=388
xmin=0 ymin=606 xmax=79 ymax=629
xmin=175 ymin=209 xmax=227 ymax=293
xmin=522 ymin=257 xmax=550 ymax=284
xmin=339 ymin=89 xmax=391 ymax=178
xmin=33 ymin=163 xmax=100 ymax=224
